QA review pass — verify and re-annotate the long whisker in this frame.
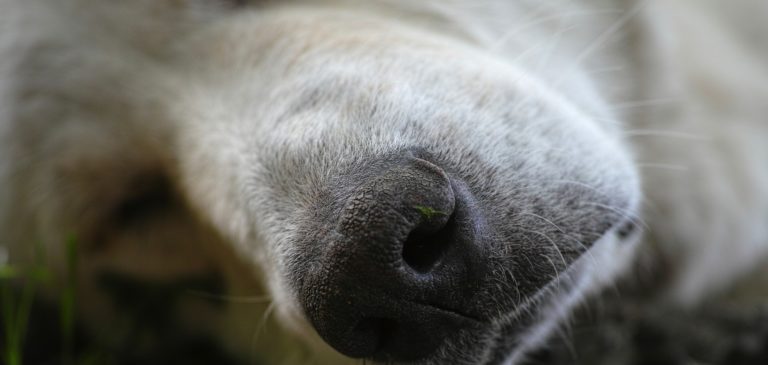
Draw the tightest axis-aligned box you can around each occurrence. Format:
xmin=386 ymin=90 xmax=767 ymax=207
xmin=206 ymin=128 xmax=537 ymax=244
xmin=586 ymin=64 xmax=627 ymax=75
xmin=581 ymin=201 xmax=649 ymax=230
xmin=519 ymin=212 xmax=599 ymax=268
xmin=505 ymin=21 xmax=579 ymax=72
xmin=609 ymin=98 xmax=678 ymax=111
xmin=623 ymin=129 xmax=711 ymax=141
xmin=250 ymin=301 xmax=277 ymax=364
xmin=533 ymin=23 xmax=573 ymax=73
xmin=493 ymin=9 xmax=622 ymax=51
xmin=186 ymin=290 xmax=273 ymax=304
xmin=636 ymin=162 xmax=690 ymax=172
xmin=517 ymin=227 xmax=567 ymax=276
xmin=566 ymin=1 xmax=648 ymax=71
xmin=554 ymin=321 xmax=579 ymax=362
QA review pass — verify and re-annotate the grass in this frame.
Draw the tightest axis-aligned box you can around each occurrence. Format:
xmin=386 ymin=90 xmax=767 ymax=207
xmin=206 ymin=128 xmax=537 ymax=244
xmin=413 ymin=205 xmax=448 ymax=220
xmin=61 ymin=236 xmax=78 ymax=364
xmin=0 ymin=237 xmax=80 ymax=365
xmin=0 ymin=238 xmax=238 ymax=365
xmin=1 ymin=243 xmax=49 ymax=365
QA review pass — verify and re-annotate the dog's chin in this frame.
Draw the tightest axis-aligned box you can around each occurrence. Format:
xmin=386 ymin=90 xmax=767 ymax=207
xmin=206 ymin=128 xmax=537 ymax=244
xmin=374 ymin=297 xmax=558 ymax=365
xmin=357 ymin=283 xmax=576 ymax=365
xmin=373 ymin=327 xmax=495 ymax=365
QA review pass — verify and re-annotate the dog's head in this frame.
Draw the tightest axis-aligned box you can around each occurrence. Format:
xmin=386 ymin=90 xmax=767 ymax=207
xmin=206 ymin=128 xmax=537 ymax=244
xmin=174 ymin=5 xmax=643 ymax=364
xmin=2 ymin=2 xmax=642 ymax=364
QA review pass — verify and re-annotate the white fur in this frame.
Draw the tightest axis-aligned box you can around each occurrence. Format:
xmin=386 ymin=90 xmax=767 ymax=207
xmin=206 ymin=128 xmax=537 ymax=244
xmin=1 ymin=0 xmax=766 ymax=364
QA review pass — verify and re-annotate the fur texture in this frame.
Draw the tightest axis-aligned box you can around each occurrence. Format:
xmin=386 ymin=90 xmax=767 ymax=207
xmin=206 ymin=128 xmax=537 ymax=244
xmin=1 ymin=0 xmax=766 ymax=364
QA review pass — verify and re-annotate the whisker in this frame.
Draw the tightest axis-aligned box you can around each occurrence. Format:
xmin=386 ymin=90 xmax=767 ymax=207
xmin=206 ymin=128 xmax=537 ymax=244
xmin=549 ymin=0 xmax=648 ymax=92
xmin=610 ymin=98 xmax=678 ymax=110
xmin=636 ymin=162 xmax=690 ymax=172
xmin=493 ymin=8 xmax=621 ymax=51
xmin=383 ymin=1 xmax=494 ymax=44
xmin=586 ymin=64 xmax=627 ymax=75
xmin=502 ymin=266 xmax=523 ymax=304
xmin=250 ymin=301 xmax=277 ymax=362
xmin=518 ymin=227 xmax=567 ymax=275
xmin=504 ymin=283 xmax=544 ymax=322
xmin=186 ymin=290 xmax=273 ymax=304
xmin=581 ymin=201 xmax=649 ymax=230
xmin=554 ymin=321 xmax=579 ymax=362
xmin=567 ymin=1 xmax=648 ymax=69
xmin=508 ymin=22 xmax=578 ymax=69
xmin=545 ymin=255 xmax=563 ymax=287
xmin=534 ymin=23 xmax=573 ymax=73
xmin=519 ymin=212 xmax=600 ymax=268
xmin=623 ymin=129 xmax=711 ymax=141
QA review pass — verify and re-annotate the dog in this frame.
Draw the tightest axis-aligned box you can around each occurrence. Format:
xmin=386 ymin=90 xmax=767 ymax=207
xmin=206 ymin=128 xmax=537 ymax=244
xmin=1 ymin=0 xmax=766 ymax=364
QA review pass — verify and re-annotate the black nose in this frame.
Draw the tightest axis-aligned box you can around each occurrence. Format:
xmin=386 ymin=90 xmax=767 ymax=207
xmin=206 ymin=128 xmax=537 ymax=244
xmin=300 ymin=154 xmax=487 ymax=362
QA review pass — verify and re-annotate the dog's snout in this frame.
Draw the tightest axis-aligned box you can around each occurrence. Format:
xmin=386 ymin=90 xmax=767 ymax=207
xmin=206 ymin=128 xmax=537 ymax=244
xmin=300 ymin=154 xmax=487 ymax=361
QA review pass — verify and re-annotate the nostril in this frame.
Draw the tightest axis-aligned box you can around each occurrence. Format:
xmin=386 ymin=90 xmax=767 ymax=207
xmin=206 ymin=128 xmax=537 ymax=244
xmin=402 ymin=209 xmax=456 ymax=273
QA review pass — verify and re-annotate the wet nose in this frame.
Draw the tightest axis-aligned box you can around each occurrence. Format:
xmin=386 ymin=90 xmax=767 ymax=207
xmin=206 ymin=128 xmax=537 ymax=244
xmin=300 ymin=154 xmax=487 ymax=362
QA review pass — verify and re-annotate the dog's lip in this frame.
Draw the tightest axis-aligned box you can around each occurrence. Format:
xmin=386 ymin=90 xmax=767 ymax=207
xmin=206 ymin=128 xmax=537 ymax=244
xmin=413 ymin=300 xmax=486 ymax=324
xmin=476 ymin=265 xmax=592 ymax=365
xmin=364 ymin=300 xmax=488 ymax=362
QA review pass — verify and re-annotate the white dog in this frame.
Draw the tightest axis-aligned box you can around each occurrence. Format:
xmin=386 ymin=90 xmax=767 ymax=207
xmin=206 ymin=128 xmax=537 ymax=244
xmin=1 ymin=1 xmax=766 ymax=364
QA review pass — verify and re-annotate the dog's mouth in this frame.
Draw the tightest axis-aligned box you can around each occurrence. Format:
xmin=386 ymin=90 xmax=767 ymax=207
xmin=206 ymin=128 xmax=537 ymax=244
xmin=307 ymin=213 xmax=640 ymax=365
xmin=357 ymin=301 xmax=487 ymax=363
xmin=349 ymin=269 xmax=591 ymax=365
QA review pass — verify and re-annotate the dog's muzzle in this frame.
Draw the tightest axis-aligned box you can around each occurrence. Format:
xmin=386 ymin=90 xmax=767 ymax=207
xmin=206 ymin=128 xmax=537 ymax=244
xmin=299 ymin=152 xmax=489 ymax=362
